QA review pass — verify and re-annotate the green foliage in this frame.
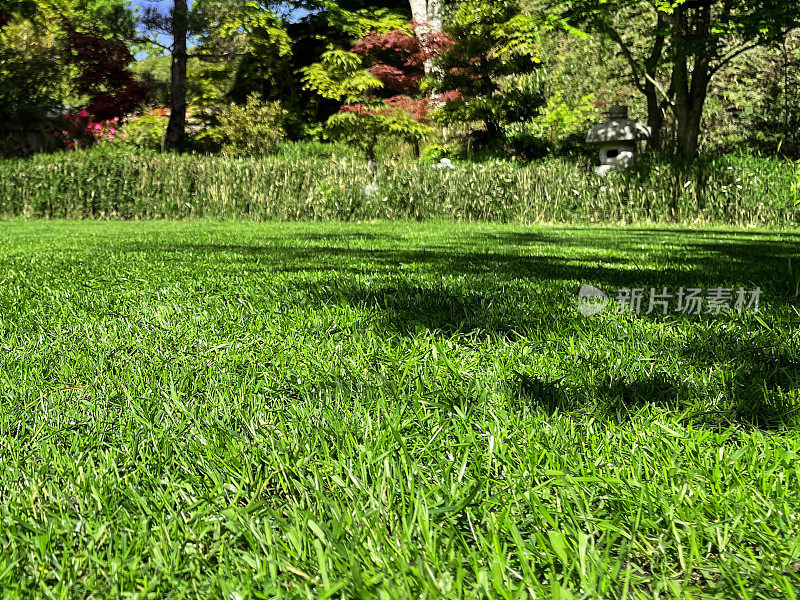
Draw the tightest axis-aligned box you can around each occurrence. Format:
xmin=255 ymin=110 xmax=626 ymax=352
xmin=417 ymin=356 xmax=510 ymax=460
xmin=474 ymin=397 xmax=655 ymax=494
xmin=197 ymin=0 xmax=292 ymax=57
xmin=553 ymin=0 xmax=800 ymax=156
xmin=529 ymin=20 xmax=640 ymax=152
xmin=191 ymin=0 xmax=293 ymax=108
xmin=273 ymin=139 xmax=355 ymax=161
xmin=4 ymin=0 xmax=800 ymax=161
xmin=499 ymin=120 xmax=550 ymax=159
xmin=533 ymin=89 xmax=600 ymax=151
xmin=210 ymin=93 xmax=287 ymax=157
xmin=0 ymin=0 xmax=138 ymax=136
xmin=791 ymin=161 xmax=800 ymax=205
xmin=702 ymin=29 xmax=800 ymax=157
xmin=420 ymin=142 xmax=452 ymax=163
xmin=182 ymin=0 xmax=410 ymax=128
xmin=130 ymin=56 xmax=171 ymax=107
xmin=433 ymin=0 xmax=546 ymax=140
xmin=0 ymin=0 xmax=38 ymax=26
xmin=115 ymin=114 xmax=167 ymax=151
xmin=316 ymin=0 xmax=410 ymax=40
xmin=300 ymin=47 xmax=382 ymax=102
xmin=1 ymin=147 xmax=797 ymax=226
xmin=302 ymin=24 xmax=437 ymax=158
xmin=488 ymin=11 xmax=542 ymax=59
xmin=0 ymin=16 xmax=66 ymax=128
xmin=325 ymin=108 xmax=431 ymax=157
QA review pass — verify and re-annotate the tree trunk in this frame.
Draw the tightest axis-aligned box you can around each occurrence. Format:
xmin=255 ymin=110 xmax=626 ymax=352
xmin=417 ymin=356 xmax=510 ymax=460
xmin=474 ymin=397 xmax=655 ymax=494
xmin=675 ymin=109 xmax=697 ymax=157
xmin=409 ymin=0 xmax=442 ymax=73
xmin=644 ymin=83 xmax=665 ymax=152
xmin=165 ymin=0 xmax=188 ymax=152
xmin=409 ymin=0 xmax=441 ymax=31
xmin=427 ymin=0 xmax=442 ymax=31
xmin=675 ymin=89 xmax=707 ymax=158
xmin=485 ymin=119 xmax=502 ymax=144
xmin=595 ymin=13 xmax=671 ymax=154
xmin=671 ymin=5 xmax=711 ymax=159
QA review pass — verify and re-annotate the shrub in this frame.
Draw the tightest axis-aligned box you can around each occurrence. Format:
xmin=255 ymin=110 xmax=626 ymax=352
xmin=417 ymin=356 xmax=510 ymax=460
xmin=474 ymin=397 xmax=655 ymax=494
xmin=212 ymin=94 xmax=287 ymax=157
xmin=62 ymin=24 xmax=150 ymax=122
xmin=534 ymin=91 xmax=601 ymax=153
xmin=116 ymin=114 xmax=167 ymax=151
xmin=52 ymin=111 xmax=120 ymax=150
xmin=325 ymin=102 xmax=432 ymax=161
xmin=501 ymin=122 xmax=551 ymax=160
xmin=274 ymin=140 xmax=360 ymax=161
xmin=420 ymin=143 xmax=452 ymax=164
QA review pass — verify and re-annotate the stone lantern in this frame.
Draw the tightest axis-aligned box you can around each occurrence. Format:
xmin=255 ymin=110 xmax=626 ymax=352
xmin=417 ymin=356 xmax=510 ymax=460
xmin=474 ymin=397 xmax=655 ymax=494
xmin=586 ymin=105 xmax=650 ymax=175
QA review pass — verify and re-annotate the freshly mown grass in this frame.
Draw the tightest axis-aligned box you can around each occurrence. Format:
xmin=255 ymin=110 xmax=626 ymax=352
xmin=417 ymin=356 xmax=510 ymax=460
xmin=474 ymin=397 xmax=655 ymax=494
xmin=1 ymin=220 xmax=799 ymax=599
xmin=0 ymin=147 xmax=798 ymax=226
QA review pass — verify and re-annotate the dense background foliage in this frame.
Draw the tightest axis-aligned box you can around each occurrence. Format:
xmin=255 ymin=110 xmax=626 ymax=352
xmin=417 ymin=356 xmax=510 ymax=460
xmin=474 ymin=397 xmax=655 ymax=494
xmin=1 ymin=0 xmax=798 ymax=160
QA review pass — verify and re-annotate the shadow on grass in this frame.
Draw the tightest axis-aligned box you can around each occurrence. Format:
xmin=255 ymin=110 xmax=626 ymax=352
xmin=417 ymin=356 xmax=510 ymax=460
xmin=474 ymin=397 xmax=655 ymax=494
xmin=510 ymin=371 xmax=687 ymax=414
xmin=508 ymin=369 xmax=799 ymax=430
xmin=490 ymin=229 xmax=800 ymax=285
xmin=135 ymin=226 xmax=800 ymax=298
xmin=122 ymin=230 xmax=800 ymax=428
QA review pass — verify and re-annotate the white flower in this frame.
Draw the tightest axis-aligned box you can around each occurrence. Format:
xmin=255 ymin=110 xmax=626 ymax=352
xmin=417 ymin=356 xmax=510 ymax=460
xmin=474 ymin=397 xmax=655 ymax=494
xmin=434 ymin=158 xmax=455 ymax=170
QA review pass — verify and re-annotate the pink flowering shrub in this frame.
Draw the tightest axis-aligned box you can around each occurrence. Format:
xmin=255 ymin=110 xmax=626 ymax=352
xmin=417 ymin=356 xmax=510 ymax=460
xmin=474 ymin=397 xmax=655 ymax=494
xmin=53 ymin=111 xmax=120 ymax=150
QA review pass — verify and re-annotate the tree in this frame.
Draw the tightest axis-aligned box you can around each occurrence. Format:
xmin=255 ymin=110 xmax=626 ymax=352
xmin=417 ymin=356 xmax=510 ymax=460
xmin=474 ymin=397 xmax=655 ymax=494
xmin=409 ymin=0 xmax=443 ymax=72
xmin=131 ymin=55 xmax=171 ymax=107
xmin=555 ymin=0 xmax=800 ymax=157
xmin=302 ymin=24 xmax=451 ymax=160
xmin=0 ymin=13 xmax=65 ymax=132
xmin=0 ymin=0 xmax=138 ymax=151
xmin=63 ymin=22 xmax=149 ymax=121
xmin=184 ymin=0 xmax=416 ymax=133
xmin=164 ymin=0 xmax=187 ymax=150
xmin=191 ymin=0 xmax=292 ymax=109
xmin=698 ymin=29 xmax=800 ymax=158
xmin=409 ymin=0 xmax=442 ymax=32
xmin=0 ymin=0 xmax=37 ymax=28
xmin=139 ymin=0 xmax=194 ymax=150
xmin=140 ymin=0 xmax=296 ymax=149
xmin=431 ymin=0 xmax=544 ymax=143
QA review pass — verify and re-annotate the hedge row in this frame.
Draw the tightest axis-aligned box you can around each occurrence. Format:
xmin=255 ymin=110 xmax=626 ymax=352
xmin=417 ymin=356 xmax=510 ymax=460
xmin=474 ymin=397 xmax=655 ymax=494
xmin=0 ymin=148 xmax=797 ymax=226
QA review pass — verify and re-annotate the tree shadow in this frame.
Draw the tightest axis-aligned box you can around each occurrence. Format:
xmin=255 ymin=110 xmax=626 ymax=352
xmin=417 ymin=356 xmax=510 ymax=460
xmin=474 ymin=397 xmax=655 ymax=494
xmin=129 ymin=239 xmax=797 ymax=294
xmin=508 ymin=371 xmax=689 ymax=416
xmin=507 ymin=366 xmax=799 ymax=429
xmin=121 ymin=229 xmax=800 ymax=429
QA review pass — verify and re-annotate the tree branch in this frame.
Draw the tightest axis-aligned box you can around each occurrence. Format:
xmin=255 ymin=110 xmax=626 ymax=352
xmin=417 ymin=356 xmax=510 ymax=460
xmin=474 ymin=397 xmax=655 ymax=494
xmin=710 ymin=42 xmax=761 ymax=76
xmin=592 ymin=18 xmax=645 ymax=93
xmin=135 ymin=35 xmax=172 ymax=52
xmin=189 ymin=51 xmax=247 ymax=60
xmin=645 ymin=72 xmax=673 ymax=106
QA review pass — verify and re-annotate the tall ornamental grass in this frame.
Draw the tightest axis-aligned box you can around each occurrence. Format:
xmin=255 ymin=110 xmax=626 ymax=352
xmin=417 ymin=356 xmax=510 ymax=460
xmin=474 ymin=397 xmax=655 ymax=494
xmin=0 ymin=147 xmax=797 ymax=226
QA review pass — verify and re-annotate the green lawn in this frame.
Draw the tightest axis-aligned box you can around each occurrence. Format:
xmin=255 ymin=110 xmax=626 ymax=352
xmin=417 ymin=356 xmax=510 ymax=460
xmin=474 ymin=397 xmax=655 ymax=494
xmin=1 ymin=220 xmax=799 ymax=599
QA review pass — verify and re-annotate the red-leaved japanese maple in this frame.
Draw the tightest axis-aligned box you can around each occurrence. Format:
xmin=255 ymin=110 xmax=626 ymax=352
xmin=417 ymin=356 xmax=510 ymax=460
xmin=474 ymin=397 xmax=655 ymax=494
xmin=334 ymin=25 xmax=454 ymax=157
xmin=63 ymin=23 xmax=149 ymax=122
